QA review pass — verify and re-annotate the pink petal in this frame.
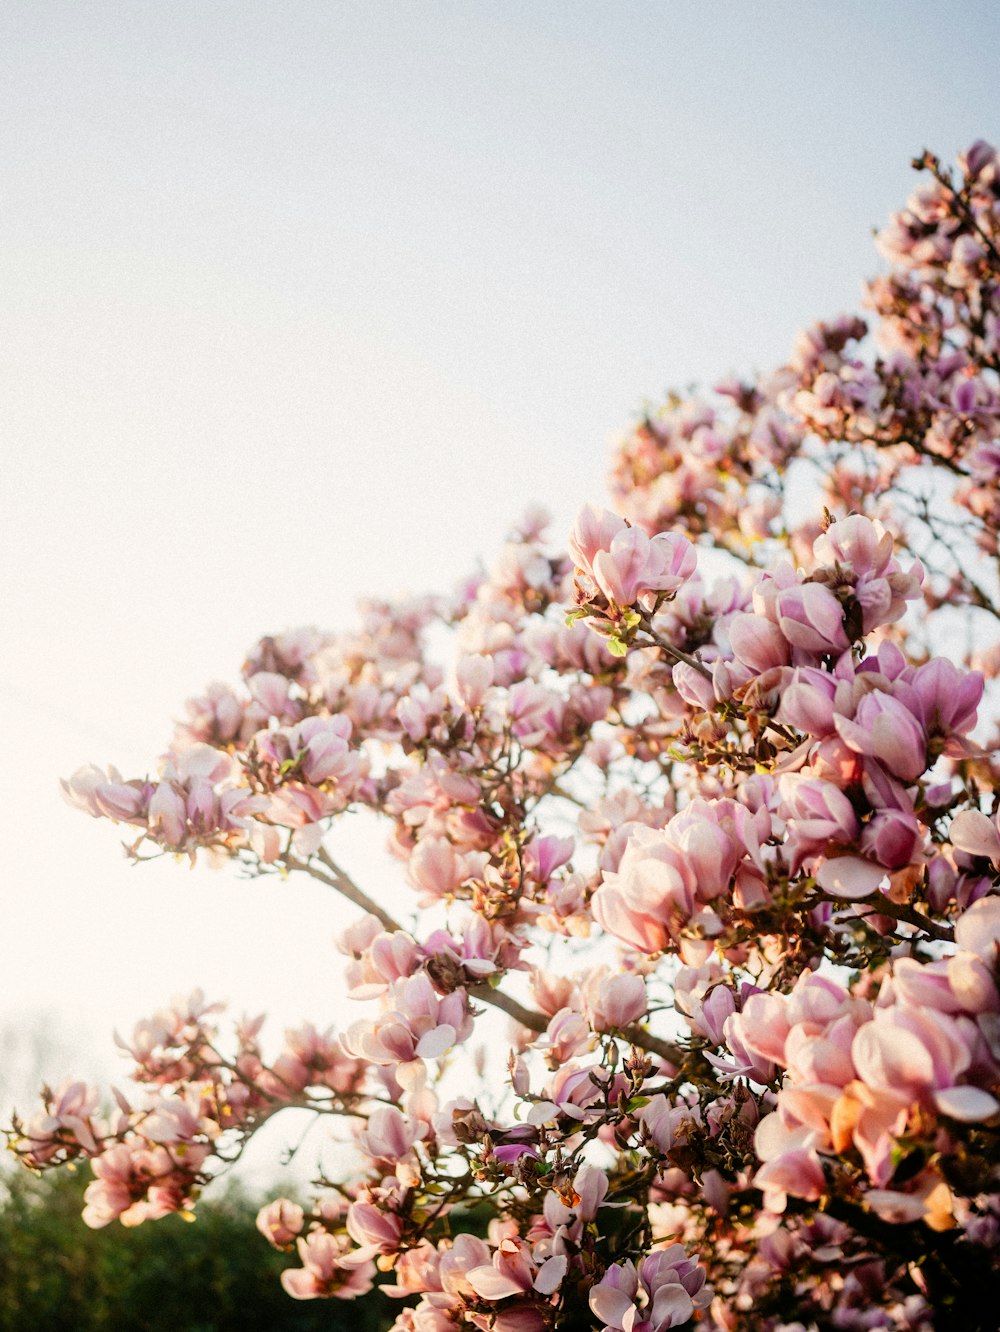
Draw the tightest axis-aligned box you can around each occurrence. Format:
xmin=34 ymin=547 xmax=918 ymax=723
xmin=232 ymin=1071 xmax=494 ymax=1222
xmin=281 ymin=1270 xmax=320 ymax=1299
xmin=650 ymin=1285 xmax=695 ymax=1328
xmin=533 ymin=1254 xmax=568 ymax=1295
xmin=64 ymin=1115 xmax=98 ymax=1155
xmin=466 ymin=1265 xmax=526 ymax=1301
xmin=816 ymin=856 xmax=887 ymax=899
xmin=526 ymin=1100 xmax=560 ymax=1125
xmin=589 ymin=1284 xmax=634 ymax=1329
xmin=955 ymin=896 xmax=1000 ymax=961
xmin=950 ymin=810 xmax=1000 ymax=861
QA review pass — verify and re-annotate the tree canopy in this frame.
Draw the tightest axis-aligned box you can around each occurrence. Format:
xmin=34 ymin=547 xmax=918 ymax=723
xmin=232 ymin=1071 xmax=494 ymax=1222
xmin=8 ymin=143 xmax=1000 ymax=1331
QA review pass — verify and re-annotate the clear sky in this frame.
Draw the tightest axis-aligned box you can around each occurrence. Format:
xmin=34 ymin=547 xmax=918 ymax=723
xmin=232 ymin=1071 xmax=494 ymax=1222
xmin=2 ymin=1 xmax=998 ymax=1100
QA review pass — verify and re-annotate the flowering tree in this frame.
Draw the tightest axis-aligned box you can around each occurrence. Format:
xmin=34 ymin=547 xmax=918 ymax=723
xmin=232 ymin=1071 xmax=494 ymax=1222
xmin=10 ymin=143 xmax=1000 ymax=1330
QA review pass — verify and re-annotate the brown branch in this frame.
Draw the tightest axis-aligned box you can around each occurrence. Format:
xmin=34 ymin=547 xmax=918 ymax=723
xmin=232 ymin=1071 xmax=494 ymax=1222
xmin=636 ymin=614 xmax=713 ymax=680
xmin=467 ymin=984 xmax=681 ymax=1064
xmin=315 ymin=846 xmax=400 ymax=931
xmin=818 ymin=889 xmax=954 ymax=943
xmin=283 ymin=847 xmax=683 ymax=1063
xmin=467 ymin=983 xmax=547 ymax=1034
xmin=621 ymin=1026 xmax=683 ymax=1065
xmin=855 ymin=895 xmax=954 ymax=943
xmin=883 ymin=431 xmax=968 ymax=477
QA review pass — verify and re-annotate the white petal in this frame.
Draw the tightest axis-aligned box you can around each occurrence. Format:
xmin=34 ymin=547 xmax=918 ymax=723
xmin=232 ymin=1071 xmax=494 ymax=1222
xmin=864 ymin=1189 xmax=927 ymax=1223
xmin=526 ymin=1100 xmax=560 ymax=1125
xmin=415 ymin=1024 xmax=456 ymax=1059
xmin=291 ymin=822 xmax=324 ymax=857
xmin=933 ymin=1085 xmax=1000 ymax=1122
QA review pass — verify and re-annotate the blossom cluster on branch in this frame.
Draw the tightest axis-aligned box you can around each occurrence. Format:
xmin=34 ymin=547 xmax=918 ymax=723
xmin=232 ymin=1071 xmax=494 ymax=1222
xmin=9 ymin=143 xmax=1000 ymax=1330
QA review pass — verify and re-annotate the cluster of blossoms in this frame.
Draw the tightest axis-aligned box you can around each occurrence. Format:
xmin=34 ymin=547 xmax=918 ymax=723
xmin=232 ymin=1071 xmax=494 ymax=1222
xmin=10 ymin=145 xmax=1000 ymax=1329
xmin=11 ymin=992 xmax=367 ymax=1232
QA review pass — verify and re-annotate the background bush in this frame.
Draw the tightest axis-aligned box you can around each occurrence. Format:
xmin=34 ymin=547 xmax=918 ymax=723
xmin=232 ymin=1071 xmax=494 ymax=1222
xmin=0 ymin=1166 xmax=388 ymax=1331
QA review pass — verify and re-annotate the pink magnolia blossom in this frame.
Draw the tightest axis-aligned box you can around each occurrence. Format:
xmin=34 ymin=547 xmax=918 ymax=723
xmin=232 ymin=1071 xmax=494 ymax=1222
xmin=267 ymin=1023 xmax=363 ymax=1096
xmin=774 ymin=583 xmax=851 ymax=653
xmin=593 ymin=800 xmax=753 ymax=953
xmin=344 ymin=929 xmax=421 ymax=999
xmin=852 ymin=1006 xmax=999 ymax=1121
xmin=19 ymin=1081 xmax=104 ymax=1166
xmin=346 ymin=1197 xmax=405 ymax=1257
xmin=380 ymin=1241 xmax=444 ymax=1301
xmin=727 ymin=613 xmax=790 ymax=673
xmin=581 ymin=968 xmax=648 ymax=1033
xmin=466 ymin=1235 xmax=567 ymax=1302
xmin=591 ymin=825 xmax=690 ymax=954
xmin=355 ymin=1105 xmax=428 ymax=1163
xmin=775 ymin=667 xmax=837 ymax=735
xmin=257 ymin=1198 xmax=305 ymax=1249
xmin=570 ymin=505 xmax=697 ymax=609
xmin=81 ymin=1140 xmax=208 ymax=1229
xmin=812 ymin=515 xmax=923 ymax=632
xmin=906 ymin=657 xmax=984 ymax=738
xmin=541 ymin=1008 xmax=592 ymax=1064
xmin=834 ymin=690 xmax=927 ymax=782
xmin=753 ymin=1143 xmax=828 ymax=1213
xmin=589 ymin=1246 xmax=710 ymax=1331
xmin=860 ymin=808 xmax=923 ymax=869
xmin=438 ymin=1233 xmax=494 ymax=1300
xmin=281 ymin=1230 xmax=377 ymax=1300
xmin=343 ymin=974 xmax=472 ymax=1071
xmin=779 ymin=774 xmax=859 ymax=870
xmin=955 ymin=894 xmax=1000 ymax=961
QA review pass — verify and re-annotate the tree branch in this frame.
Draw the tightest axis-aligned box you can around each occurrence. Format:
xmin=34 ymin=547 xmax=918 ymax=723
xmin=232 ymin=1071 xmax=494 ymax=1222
xmin=817 ymin=889 xmax=954 ymax=943
xmin=284 ymin=847 xmax=683 ymax=1063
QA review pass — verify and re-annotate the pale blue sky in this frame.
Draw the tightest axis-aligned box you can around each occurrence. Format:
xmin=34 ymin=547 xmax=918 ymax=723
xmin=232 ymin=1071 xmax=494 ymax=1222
xmin=1 ymin=2 xmax=998 ymax=1091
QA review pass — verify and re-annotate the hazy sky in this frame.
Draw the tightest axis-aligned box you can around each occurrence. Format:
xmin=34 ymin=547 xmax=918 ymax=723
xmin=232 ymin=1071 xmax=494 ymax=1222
xmin=2 ymin=1 xmax=998 ymax=1098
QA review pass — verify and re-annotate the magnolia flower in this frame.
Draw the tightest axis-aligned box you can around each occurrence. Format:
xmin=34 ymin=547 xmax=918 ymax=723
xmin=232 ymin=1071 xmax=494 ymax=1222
xmin=256 ymin=1199 xmax=305 ymax=1249
xmin=570 ymin=505 xmax=696 ymax=609
xmin=590 ymin=1246 xmax=710 ymax=1331
xmin=581 ymin=968 xmax=648 ymax=1032
xmin=466 ymin=1236 xmax=567 ymax=1301
xmin=355 ymin=1105 xmax=428 ymax=1163
xmin=281 ymin=1230 xmax=377 ymax=1300
xmin=834 ymin=691 xmax=927 ymax=782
